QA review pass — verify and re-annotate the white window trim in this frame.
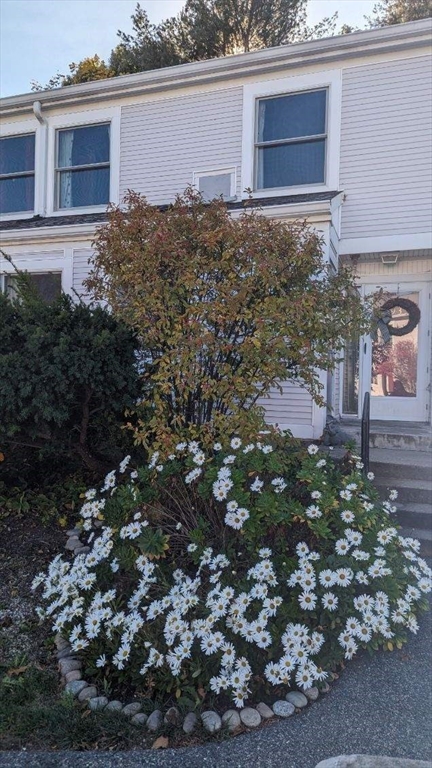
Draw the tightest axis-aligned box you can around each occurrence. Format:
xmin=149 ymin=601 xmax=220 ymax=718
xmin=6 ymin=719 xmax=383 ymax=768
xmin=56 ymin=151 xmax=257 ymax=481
xmin=241 ymin=69 xmax=342 ymax=199
xmin=193 ymin=167 xmax=237 ymax=199
xmin=0 ymin=250 xmax=73 ymax=294
xmin=46 ymin=106 xmax=121 ymax=216
xmin=0 ymin=117 xmax=41 ymax=221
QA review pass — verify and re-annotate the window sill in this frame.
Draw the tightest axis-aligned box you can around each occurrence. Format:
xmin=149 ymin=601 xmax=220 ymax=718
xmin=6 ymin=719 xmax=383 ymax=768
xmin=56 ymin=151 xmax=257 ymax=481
xmin=48 ymin=205 xmax=110 ymax=217
xmin=0 ymin=211 xmax=36 ymax=222
xmin=242 ymin=183 xmax=329 ymax=200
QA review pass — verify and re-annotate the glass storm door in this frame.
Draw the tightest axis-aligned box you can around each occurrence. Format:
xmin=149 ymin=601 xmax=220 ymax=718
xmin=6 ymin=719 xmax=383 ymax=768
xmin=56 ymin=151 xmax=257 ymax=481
xmin=362 ymin=283 xmax=430 ymax=422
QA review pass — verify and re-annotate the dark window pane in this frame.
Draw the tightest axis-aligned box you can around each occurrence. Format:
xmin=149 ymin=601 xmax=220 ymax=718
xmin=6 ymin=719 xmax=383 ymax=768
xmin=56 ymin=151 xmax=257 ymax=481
xmin=0 ymin=134 xmax=35 ymax=175
xmin=258 ymin=90 xmax=326 ymax=143
xmin=5 ymin=272 xmax=62 ymax=303
xmin=59 ymin=167 xmax=110 ymax=208
xmin=58 ymin=124 xmax=110 ymax=168
xmin=257 ymin=139 xmax=325 ymax=188
xmin=0 ymin=175 xmax=34 ymax=213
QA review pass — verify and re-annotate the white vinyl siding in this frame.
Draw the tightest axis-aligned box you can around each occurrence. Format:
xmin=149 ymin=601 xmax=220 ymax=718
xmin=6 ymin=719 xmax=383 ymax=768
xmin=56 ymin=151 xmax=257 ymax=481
xmin=120 ymin=87 xmax=243 ymax=205
xmin=72 ymin=248 xmax=92 ymax=300
xmin=258 ymin=382 xmax=314 ymax=427
xmin=340 ymin=56 xmax=432 ymax=240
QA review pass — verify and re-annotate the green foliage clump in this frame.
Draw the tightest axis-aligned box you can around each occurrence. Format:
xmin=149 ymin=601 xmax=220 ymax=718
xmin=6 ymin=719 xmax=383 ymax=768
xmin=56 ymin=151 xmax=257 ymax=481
xmin=0 ymin=268 xmax=141 ymax=480
xmin=87 ymin=188 xmax=369 ymax=449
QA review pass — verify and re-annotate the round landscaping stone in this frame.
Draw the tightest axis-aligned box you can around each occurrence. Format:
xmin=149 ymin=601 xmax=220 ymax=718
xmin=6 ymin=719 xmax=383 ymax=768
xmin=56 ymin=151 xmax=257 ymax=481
xmin=66 ymin=528 xmax=81 ymax=537
xmin=146 ymin=709 xmax=163 ymax=732
xmin=56 ymin=647 xmax=73 ymax=660
xmin=164 ymin=706 xmax=181 ymax=726
xmin=74 ymin=546 xmax=90 ymax=555
xmin=122 ymin=702 xmax=142 ymax=717
xmin=65 ymin=537 xmax=80 ymax=550
xmin=89 ymin=696 xmax=109 ymax=711
xmin=64 ymin=680 xmax=87 ymax=697
xmin=222 ymin=709 xmax=241 ymax=732
xmin=59 ymin=658 xmax=81 ymax=675
xmin=131 ymin=713 xmax=148 ymax=726
xmin=256 ymin=702 xmax=274 ymax=720
xmin=286 ymin=691 xmax=308 ymax=708
xmin=105 ymin=700 xmax=124 ymax=712
xmin=78 ymin=685 xmax=98 ymax=702
xmin=240 ymin=707 xmax=261 ymax=728
xmin=272 ymin=700 xmax=295 ymax=718
xmin=201 ymin=710 xmax=222 ymax=734
xmin=304 ymin=686 xmax=319 ymax=701
xmin=183 ymin=712 xmax=198 ymax=734
xmin=64 ymin=670 xmax=82 ymax=684
xmin=55 ymin=634 xmax=69 ymax=650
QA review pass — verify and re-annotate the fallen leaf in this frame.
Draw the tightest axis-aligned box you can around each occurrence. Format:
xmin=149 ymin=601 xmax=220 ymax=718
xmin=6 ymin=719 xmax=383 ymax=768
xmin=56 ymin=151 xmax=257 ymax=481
xmin=7 ymin=665 xmax=29 ymax=677
xmin=152 ymin=736 xmax=169 ymax=749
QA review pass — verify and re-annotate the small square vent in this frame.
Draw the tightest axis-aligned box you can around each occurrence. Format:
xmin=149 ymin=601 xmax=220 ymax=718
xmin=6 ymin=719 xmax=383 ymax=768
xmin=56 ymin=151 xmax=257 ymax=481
xmin=195 ymin=169 xmax=236 ymax=202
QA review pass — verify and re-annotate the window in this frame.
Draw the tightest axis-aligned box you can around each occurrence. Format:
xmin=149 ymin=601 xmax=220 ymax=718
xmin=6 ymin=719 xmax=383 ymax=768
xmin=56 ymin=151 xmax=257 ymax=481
xmin=255 ymin=89 xmax=327 ymax=190
xmin=0 ymin=133 xmax=35 ymax=214
xmin=56 ymin=123 xmax=110 ymax=209
xmin=194 ymin=169 xmax=236 ymax=201
xmin=4 ymin=272 xmax=62 ymax=303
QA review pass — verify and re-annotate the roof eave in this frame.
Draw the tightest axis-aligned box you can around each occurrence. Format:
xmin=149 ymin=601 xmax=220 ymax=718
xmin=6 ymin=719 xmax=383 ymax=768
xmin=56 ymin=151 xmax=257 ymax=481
xmin=1 ymin=19 xmax=430 ymax=117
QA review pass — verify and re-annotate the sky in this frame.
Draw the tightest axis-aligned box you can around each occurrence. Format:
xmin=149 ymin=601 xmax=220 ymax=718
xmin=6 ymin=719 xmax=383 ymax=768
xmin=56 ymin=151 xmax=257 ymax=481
xmin=0 ymin=0 xmax=377 ymax=98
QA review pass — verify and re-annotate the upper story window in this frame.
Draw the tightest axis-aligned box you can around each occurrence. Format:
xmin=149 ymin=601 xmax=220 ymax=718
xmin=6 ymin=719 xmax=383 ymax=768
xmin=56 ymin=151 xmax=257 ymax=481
xmin=56 ymin=123 xmax=110 ymax=209
xmin=0 ymin=133 xmax=35 ymax=214
xmin=255 ymin=89 xmax=327 ymax=190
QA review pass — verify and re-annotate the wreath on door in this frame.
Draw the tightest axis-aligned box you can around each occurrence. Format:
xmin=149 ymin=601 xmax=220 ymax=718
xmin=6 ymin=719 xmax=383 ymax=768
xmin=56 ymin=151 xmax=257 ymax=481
xmin=380 ymin=297 xmax=421 ymax=337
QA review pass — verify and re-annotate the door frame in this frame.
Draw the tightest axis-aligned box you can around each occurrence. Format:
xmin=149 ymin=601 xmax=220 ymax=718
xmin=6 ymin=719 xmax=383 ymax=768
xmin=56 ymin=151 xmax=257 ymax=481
xmin=341 ymin=274 xmax=431 ymax=423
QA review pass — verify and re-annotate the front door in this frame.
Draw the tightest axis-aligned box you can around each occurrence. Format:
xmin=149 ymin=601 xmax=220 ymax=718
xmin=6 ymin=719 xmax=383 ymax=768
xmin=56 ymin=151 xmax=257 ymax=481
xmin=361 ymin=282 xmax=430 ymax=422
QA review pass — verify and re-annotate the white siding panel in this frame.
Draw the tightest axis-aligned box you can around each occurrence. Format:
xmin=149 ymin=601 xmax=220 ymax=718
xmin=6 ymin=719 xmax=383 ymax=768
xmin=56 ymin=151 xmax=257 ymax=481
xmin=73 ymin=248 xmax=93 ymax=301
xmin=259 ymin=382 xmax=313 ymax=427
xmin=120 ymin=88 xmax=243 ymax=205
xmin=340 ymin=56 xmax=432 ymax=240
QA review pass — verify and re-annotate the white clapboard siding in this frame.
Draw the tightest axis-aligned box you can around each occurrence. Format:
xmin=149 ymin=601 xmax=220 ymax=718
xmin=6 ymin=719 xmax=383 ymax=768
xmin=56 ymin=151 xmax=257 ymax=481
xmin=72 ymin=248 xmax=93 ymax=301
xmin=340 ymin=55 xmax=432 ymax=239
xmin=120 ymin=87 xmax=243 ymax=205
xmin=258 ymin=382 xmax=313 ymax=428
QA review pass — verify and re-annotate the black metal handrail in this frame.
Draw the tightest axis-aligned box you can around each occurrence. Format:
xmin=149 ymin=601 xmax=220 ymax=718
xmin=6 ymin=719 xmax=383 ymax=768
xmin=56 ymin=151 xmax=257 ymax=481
xmin=361 ymin=391 xmax=370 ymax=474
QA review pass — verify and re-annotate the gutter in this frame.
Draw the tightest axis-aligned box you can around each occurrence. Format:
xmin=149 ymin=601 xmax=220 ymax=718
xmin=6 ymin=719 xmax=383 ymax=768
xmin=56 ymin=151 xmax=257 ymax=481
xmin=1 ymin=20 xmax=430 ymax=117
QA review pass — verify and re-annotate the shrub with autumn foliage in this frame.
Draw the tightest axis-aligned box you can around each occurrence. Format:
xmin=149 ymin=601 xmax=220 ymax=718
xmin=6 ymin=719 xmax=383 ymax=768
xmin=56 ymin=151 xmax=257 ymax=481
xmin=87 ymin=189 xmax=369 ymax=448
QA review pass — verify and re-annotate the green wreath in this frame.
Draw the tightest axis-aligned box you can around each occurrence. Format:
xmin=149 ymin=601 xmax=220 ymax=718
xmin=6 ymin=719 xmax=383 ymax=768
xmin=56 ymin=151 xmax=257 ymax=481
xmin=380 ymin=297 xmax=421 ymax=337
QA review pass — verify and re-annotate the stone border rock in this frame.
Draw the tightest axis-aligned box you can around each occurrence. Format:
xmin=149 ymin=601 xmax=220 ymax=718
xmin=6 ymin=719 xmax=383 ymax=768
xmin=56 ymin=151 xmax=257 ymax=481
xmin=56 ymin=529 xmax=333 ymax=739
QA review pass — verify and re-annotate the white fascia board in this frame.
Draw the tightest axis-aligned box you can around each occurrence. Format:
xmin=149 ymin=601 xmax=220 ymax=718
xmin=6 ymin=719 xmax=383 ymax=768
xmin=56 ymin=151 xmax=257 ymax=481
xmin=340 ymin=232 xmax=432 ymax=255
xmin=1 ymin=19 xmax=430 ymax=117
xmin=0 ymin=222 xmax=99 ymax=246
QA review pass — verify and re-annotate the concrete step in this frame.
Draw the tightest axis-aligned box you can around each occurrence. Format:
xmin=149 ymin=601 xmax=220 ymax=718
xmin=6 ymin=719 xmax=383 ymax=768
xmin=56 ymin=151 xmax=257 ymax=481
xmin=370 ymin=431 xmax=431 ymax=452
xmin=400 ymin=525 xmax=432 ymax=557
xmin=375 ymin=478 xmax=432 ymax=506
xmin=370 ymin=448 xmax=432 ymax=482
xmin=395 ymin=502 xmax=432 ymax=531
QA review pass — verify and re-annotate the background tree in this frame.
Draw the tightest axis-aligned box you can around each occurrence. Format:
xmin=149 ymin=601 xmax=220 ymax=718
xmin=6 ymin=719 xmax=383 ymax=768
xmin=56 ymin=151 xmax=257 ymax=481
xmin=366 ymin=0 xmax=431 ymax=26
xmin=39 ymin=0 xmax=339 ymax=87
xmin=32 ymin=55 xmax=114 ymax=91
xmin=87 ymin=189 xmax=369 ymax=448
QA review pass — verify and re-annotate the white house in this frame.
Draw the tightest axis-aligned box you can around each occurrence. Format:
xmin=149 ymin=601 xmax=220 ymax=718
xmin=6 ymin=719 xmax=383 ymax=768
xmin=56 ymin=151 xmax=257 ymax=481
xmin=1 ymin=19 xmax=431 ymax=440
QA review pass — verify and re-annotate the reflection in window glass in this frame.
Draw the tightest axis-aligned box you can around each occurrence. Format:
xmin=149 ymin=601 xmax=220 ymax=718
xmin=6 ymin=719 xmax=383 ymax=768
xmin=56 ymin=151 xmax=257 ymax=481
xmin=5 ymin=272 xmax=62 ymax=303
xmin=0 ymin=134 xmax=35 ymax=214
xmin=256 ymin=89 xmax=327 ymax=189
xmin=56 ymin=123 xmax=110 ymax=209
xmin=371 ymin=293 xmax=419 ymax=398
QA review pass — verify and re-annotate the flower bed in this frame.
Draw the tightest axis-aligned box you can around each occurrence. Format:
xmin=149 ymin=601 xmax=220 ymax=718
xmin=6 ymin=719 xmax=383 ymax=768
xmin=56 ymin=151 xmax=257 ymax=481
xmin=33 ymin=435 xmax=431 ymax=727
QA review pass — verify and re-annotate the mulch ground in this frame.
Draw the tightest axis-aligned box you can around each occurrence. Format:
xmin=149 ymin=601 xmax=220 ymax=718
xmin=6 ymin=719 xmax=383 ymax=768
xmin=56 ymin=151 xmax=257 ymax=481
xmin=0 ymin=514 xmax=64 ymax=668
